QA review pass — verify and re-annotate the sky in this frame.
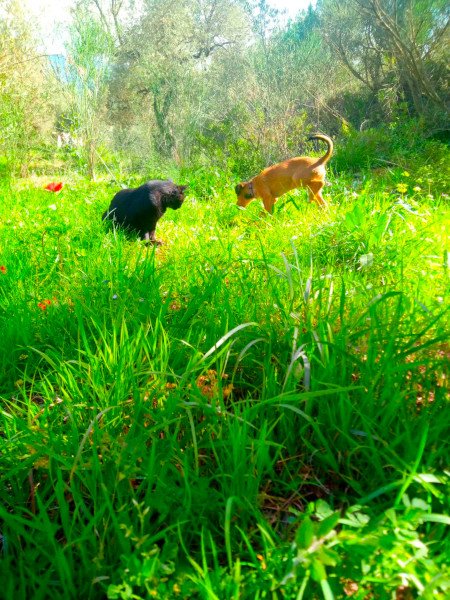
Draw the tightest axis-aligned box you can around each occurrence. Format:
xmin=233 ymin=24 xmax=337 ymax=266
xmin=269 ymin=0 xmax=313 ymax=19
xmin=26 ymin=0 xmax=315 ymax=54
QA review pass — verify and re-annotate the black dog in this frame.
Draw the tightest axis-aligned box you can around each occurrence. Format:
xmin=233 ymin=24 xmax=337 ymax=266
xmin=102 ymin=180 xmax=187 ymax=245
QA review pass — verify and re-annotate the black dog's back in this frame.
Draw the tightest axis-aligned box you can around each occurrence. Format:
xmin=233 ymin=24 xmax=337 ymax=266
xmin=102 ymin=185 xmax=151 ymax=228
xmin=102 ymin=179 xmax=186 ymax=242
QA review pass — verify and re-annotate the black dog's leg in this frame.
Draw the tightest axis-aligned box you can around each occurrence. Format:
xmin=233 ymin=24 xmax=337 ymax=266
xmin=143 ymin=231 xmax=162 ymax=246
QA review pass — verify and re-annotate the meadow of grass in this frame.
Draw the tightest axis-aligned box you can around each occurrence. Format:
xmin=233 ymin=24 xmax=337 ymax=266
xmin=0 ymin=156 xmax=449 ymax=599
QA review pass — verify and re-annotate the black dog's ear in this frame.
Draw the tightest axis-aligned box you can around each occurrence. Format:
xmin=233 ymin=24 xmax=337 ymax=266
xmin=235 ymin=183 xmax=243 ymax=195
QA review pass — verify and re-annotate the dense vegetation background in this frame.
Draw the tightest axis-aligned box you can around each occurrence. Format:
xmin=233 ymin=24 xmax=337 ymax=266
xmin=0 ymin=1 xmax=449 ymax=598
xmin=1 ymin=0 xmax=449 ymax=178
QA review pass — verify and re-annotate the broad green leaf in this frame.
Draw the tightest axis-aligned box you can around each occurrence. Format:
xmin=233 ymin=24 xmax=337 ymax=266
xmin=296 ymin=517 xmax=314 ymax=550
xmin=318 ymin=547 xmax=340 ymax=567
xmin=311 ymin=558 xmax=327 ymax=583
xmin=317 ymin=511 xmax=340 ymax=538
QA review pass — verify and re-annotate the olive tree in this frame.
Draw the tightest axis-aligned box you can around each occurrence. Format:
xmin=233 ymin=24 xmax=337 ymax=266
xmin=64 ymin=1 xmax=115 ymax=179
xmin=0 ymin=0 xmax=55 ymax=172
xmin=319 ymin=0 xmax=449 ymax=123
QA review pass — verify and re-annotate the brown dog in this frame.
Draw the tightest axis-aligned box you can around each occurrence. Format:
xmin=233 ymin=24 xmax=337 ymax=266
xmin=235 ymin=134 xmax=333 ymax=213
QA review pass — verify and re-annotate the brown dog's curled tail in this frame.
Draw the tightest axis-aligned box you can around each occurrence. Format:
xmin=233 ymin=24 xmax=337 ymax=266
xmin=308 ymin=134 xmax=333 ymax=165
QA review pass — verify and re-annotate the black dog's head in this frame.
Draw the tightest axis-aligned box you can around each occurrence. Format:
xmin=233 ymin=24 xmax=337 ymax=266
xmin=161 ymin=182 xmax=187 ymax=210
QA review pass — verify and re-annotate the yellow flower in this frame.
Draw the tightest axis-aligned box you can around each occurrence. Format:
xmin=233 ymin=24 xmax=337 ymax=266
xmin=396 ymin=183 xmax=408 ymax=194
xmin=413 ymin=186 xmax=422 ymax=192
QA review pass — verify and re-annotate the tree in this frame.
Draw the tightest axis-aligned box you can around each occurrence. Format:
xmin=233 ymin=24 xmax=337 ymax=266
xmin=64 ymin=2 xmax=115 ymax=179
xmin=0 ymin=0 xmax=56 ymax=172
xmin=319 ymin=0 xmax=449 ymax=123
xmin=108 ymin=0 xmax=251 ymax=161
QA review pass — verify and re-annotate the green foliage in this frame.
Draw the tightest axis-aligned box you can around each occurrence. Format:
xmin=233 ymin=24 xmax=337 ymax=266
xmin=59 ymin=4 xmax=116 ymax=179
xmin=280 ymin=495 xmax=450 ymax=599
xmin=0 ymin=155 xmax=11 ymax=181
xmin=333 ymin=127 xmax=393 ymax=171
xmin=0 ymin=1 xmax=56 ymax=171
xmin=2 ymin=0 xmax=449 ymax=175
xmin=332 ymin=123 xmax=450 ymax=184
xmin=319 ymin=0 xmax=448 ymax=126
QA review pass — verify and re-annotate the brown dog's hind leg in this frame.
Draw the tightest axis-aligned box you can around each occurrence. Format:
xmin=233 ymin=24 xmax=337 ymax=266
xmin=307 ymin=182 xmax=326 ymax=207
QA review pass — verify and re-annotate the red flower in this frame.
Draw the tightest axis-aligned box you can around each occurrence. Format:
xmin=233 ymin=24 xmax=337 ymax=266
xmin=0 ymin=265 xmax=6 ymax=274
xmin=38 ymin=299 xmax=52 ymax=310
xmin=44 ymin=182 xmax=63 ymax=192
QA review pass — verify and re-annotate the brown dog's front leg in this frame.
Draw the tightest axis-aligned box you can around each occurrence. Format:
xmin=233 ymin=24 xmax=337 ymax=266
xmin=261 ymin=194 xmax=276 ymax=214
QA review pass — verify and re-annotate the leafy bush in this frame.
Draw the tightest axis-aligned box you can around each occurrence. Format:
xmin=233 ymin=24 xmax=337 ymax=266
xmin=333 ymin=128 xmax=393 ymax=171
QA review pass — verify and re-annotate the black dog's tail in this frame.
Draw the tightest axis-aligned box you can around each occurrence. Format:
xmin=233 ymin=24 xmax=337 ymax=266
xmin=308 ymin=134 xmax=333 ymax=165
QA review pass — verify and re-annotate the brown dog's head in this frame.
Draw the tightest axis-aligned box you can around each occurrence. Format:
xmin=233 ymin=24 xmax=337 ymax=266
xmin=235 ymin=181 xmax=255 ymax=208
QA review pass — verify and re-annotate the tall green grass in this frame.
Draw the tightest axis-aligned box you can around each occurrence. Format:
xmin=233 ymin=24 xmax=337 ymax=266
xmin=0 ymin=164 xmax=449 ymax=599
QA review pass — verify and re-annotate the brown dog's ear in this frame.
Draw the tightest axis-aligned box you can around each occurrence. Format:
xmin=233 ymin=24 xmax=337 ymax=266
xmin=178 ymin=185 xmax=187 ymax=192
xmin=235 ymin=183 xmax=243 ymax=195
